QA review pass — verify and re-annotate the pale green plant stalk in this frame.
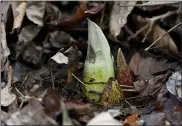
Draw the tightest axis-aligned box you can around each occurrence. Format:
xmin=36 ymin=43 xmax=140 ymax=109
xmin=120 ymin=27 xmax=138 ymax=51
xmin=83 ymin=19 xmax=115 ymax=102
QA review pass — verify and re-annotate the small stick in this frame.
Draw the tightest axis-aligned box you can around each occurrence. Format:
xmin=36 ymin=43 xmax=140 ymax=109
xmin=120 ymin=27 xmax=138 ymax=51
xmin=7 ymin=66 xmax=12 ymax=88
xmin=145 ymin=22 xmax=182 ymax=51
xmin=100 ymin=2 xmax=105 ymax=26
xmin=72 ymin=73 xmax=88 ymax=87
xmin=120 ymin=85 xmax=135 ymax=88
xmin=125 ymin=99 xmax=133 ymax=106
xmin=122 ymin=89 xmax=137 ymax=92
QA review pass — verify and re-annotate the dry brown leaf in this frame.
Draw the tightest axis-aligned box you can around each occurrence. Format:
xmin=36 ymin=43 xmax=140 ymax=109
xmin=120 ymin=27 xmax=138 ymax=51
xmin=42 ymin=88 xmax=61 ymax=116
xmin=129 ymin=52 xmax=170 ymax=80
xmin=123 ymin=114 xmax=139 ymax=126
xmin=109 ymin=1 xmax=136 ymax=38
xmin=134 ymin=15 xmax=179 ymax=55
xmin=11 ymin=1 xmax=27 ymax=31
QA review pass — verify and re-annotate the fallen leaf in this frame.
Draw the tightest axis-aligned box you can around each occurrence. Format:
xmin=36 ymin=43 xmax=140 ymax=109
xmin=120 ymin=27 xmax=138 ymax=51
xmin=87 ymin=112 xmax=122 ymax=125
xmin=1 ymin=22 xmax=10 ymax=58
xmin=135 ymin=74 xmax=166 ymax=96
xmin=26 ymin=1 xmax=46 ymax=26
xmin=1 ymin=86 xmax=16 ymax=107
xmin=15 ymin=24 xmax=41 ymax=57
xmin=21 ymin=42 xmax=43 ymax=65
xmin=58 ymin=2 xmax=104 ymax=26
xmin=5 ymin=98 xmax=58 ymax=125
xmin=65 ymin=101 xmax=90 ymax=111
xmin=123 ymin=114 xmax=140 ymax=126
xmin=45 ymin=2 xmax=62 ymax=25
xmin=100 ymin=77 xmax=124 ymax=108
xmin=129 ymin=52 xmax=173 ymax=80
xmin=11 ymin=1 xmax=27 ymax=31
xmin=164 ymin=99 xmax=182 ymax=125
xmin=42 ymin=88 xmax=61 ymax=116
xmin=109 ymin=1 xmax=136 ymax=38
xmin=49 ymin=30 xmax=73 ymax=48
xmin=128 ymin=52 xmax=141 ymax=74
xmin=141 ymin=112 xmax=165 ymax=125
xmin=50 ymin=51 xmax=68 ymax=64
xmin=166 ymin=70 xmax=182 ymax=100
xmin=1 ymin=66 xmax=16 ymax=107
xmin=133 ymin=15 xmax=179 ymax=55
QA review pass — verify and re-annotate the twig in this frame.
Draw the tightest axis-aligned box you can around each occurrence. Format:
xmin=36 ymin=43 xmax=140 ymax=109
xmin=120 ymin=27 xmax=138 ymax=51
xmin=7 ymin=66 xmax=12 ymax=88
xmin=50 ymin=66 xmax=55 ymax=89
xmin=15 ymin=87 xmax=25 ymax=98
xmin=72 ymin=73 xmax=88 ymax=87
xmin=122 ymin=89 xmax=137 ymax=92
xmin=100 ymin=2 xmax=105 ymax=26
xmin=145 ymin=22 xmax=182 ymax=51
xmin=120 ymin=84 xmax=135 ymax=88
xmin=20 ymin=72 xmax=30 ymax=87
xmin=125 ymin=99 xmax=133 ymax=106
xmin=142 ymin=20 xmax=154 ymax=43
xmin=127 ymin=23 xmax=148 ymax=41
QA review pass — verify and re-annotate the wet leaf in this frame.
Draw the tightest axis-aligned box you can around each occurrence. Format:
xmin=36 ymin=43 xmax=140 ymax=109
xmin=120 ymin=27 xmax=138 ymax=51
xmin=87 ymin=112 xmax=122 ymax=125
xmin=26 ymin=1 xmax=46 ymax=26
xmin=100 ymin=77 xmax=124 ymax=108
xmin=15 ymin=24 xmax=41 ymax=57
xmin=109 ymin=1 xmax=136 ymax=38
xmin=11 ymin=1 xmax=27 ymax=31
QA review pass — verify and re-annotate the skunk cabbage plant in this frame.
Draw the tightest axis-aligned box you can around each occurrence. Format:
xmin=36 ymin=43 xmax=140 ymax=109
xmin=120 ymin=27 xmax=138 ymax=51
xmin=83 ymin=19 xmax=115 ymax=102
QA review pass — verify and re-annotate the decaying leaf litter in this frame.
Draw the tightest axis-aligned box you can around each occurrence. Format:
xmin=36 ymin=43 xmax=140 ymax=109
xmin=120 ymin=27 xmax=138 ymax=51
xmin=1 ymin=1 xmax=182 ymax=125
